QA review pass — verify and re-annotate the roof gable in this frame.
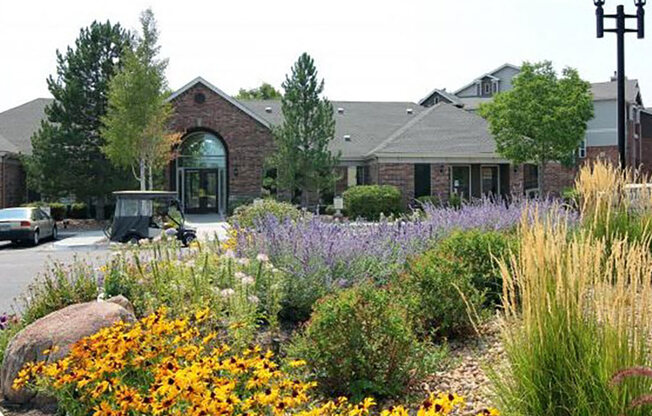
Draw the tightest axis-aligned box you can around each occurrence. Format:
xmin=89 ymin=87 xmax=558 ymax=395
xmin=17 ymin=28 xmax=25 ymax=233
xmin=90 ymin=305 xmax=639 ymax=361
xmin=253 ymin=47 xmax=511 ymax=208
xmin=591 ymin=79 xmax=641 ymax=104
xmin=0 ymin=98 xmax=52 ymax=155
xmin=418 ymin=89 xmax=463 ymax=107
xmin=454 ymin=63 xmax=521 ymax=96
xmin=168 ymin=77 xmax=272 ymax=129
xmin=366 ymin=103 xmax=499 ymax=159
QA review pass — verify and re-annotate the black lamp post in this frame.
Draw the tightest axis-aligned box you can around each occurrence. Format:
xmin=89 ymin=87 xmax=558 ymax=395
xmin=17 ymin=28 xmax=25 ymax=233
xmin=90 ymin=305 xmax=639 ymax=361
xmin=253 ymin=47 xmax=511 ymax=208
xmin=594 ymin=0 xmax=646 ymax=169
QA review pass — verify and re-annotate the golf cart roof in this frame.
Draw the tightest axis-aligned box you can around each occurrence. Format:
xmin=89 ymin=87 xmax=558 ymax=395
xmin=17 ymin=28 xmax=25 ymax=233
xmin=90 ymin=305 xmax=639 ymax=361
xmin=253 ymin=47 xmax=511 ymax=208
xmin=112 ymin=190 xmax=178 ymax=200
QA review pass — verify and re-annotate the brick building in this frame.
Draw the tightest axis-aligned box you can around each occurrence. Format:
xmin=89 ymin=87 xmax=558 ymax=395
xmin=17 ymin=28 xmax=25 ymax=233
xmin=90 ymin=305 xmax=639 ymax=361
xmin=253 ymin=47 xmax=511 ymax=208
xmin=0 ymin=67 xmax=650 ymax=213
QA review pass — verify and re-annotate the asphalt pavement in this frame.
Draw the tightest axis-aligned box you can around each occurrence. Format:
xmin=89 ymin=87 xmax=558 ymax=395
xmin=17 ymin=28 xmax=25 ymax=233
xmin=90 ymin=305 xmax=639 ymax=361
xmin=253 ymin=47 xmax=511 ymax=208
xmin=0 ymin=219 xmax=229 ymax=315
xmin=0 ymin=236 xmax=112 ymax=314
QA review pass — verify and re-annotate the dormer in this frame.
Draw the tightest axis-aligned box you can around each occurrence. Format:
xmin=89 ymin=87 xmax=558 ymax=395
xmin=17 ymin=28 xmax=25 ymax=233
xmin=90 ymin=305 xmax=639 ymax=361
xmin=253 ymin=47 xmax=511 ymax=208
xmin=475 ymin=75 xmax=500 ymax=97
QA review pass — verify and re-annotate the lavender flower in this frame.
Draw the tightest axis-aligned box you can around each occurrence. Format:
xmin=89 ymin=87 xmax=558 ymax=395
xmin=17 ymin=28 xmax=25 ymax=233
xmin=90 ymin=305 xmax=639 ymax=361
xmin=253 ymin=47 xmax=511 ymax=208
xmin=235 ymin=198 xmax=575 ymax=290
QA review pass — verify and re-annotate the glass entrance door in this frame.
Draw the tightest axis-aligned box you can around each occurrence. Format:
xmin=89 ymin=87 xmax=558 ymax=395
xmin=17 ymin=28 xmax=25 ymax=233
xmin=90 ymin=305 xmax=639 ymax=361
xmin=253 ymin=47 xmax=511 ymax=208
xmin=481 ymin=166 xmax=499 ymax=196
xmin=184 ymin=169 xmax=219 ymax=214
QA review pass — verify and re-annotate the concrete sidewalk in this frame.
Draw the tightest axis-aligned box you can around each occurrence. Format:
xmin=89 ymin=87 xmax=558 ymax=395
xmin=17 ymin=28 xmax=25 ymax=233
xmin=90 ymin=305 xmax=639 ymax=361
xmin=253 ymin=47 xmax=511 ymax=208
xmin=185 ymin=214 xmax=230 ymax=241
xmin=53 ymin=230 xmax=108 ymax=251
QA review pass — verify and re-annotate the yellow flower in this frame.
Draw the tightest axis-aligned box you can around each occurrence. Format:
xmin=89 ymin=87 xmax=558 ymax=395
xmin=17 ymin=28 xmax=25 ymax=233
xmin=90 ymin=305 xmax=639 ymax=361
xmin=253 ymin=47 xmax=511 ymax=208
xmin=289 ymin=359 xmax=307 ymax=368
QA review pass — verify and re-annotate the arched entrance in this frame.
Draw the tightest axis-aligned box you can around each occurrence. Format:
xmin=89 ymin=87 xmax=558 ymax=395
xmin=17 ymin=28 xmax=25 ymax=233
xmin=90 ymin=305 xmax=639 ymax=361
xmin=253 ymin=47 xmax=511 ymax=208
xmin=175 ymin=131 xmax=227 ymax=214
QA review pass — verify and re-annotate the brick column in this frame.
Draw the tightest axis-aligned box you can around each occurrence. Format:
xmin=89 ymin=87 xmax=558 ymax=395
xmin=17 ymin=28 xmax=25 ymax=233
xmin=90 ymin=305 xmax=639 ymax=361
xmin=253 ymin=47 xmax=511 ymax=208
xmin=377 ymin=163 xmax=414 ymax=208
xmin=430 ymin=164 xmax=450 ymax=203
xmin=510 ymin=164 xmax=524 ymax=196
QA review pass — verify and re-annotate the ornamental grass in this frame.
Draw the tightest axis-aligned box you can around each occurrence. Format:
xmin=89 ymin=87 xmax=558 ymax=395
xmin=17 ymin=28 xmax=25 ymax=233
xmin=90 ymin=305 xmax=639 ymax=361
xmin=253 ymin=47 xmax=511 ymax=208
xmin=14 ymin=309 xmax=499 ymax=416
xmin=575 ymin=159 xmax=652 ymax=246
xmin=491 ymin=207 xmax=652 ymax=416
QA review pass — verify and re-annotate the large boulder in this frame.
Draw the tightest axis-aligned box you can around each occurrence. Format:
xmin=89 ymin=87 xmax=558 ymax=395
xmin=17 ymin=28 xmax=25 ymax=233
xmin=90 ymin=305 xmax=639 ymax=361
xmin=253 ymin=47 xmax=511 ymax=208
xmin=1 ymin=296 xmax=136 ymax=405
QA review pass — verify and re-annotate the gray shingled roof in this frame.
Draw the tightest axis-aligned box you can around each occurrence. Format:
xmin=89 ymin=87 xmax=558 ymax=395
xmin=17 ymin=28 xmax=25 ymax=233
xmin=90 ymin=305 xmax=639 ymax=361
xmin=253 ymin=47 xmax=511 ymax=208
xmin=0 ymin=133 xmax=18 ymax=154
xmin=418 ymin=89 xmax=463 ymax=106
xmin=0 ymin=98 xmax=52 ymax=155
xmin=590 ymin=79 xmax=640 ymax=102
xmin=367 ymin=103 xmax=499 ymax=158
xmin=241 ymin=100 xmax=423 ymax=159
xmin=457 ymin=96 xmax=493 ymax=111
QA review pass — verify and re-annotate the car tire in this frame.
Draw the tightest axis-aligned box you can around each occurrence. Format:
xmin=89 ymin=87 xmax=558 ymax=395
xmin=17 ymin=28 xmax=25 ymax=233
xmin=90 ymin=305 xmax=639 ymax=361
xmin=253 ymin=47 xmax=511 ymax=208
xmin=31 ymin=230 xmax=40 ymax=246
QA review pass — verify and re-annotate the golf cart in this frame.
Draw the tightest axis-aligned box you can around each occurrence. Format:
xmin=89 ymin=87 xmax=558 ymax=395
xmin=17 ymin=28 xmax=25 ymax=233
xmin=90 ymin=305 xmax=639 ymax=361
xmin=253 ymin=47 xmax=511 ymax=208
xmin=106 ymin=191 xmax=197 ymax=246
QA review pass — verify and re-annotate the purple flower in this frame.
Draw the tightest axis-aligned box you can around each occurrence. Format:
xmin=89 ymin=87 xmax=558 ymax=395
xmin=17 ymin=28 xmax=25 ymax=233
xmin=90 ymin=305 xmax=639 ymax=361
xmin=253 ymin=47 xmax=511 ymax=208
xmin=0 ymin=314 xmax=9 ymax=330
xmin=234 ymin=198 xmax=575 ymax=290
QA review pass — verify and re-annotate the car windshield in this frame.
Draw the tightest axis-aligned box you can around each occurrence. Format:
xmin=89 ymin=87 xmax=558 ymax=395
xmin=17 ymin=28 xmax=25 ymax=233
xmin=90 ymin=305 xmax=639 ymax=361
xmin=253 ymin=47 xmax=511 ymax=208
xmin=0 ymin=208 xmax=31 ymax=220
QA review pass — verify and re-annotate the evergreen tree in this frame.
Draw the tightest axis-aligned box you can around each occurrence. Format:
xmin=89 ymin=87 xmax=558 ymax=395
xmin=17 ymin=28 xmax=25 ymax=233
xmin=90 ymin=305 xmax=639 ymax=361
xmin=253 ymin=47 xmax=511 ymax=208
xmin=270 ymin=53 xmax=339 ymax=207
xmin=479 ymin=61 xmax=594 ymax=193
xmin=102 ymin=9 xmax=179 ymax=190
xmin=25 ymin=21 xmax=133 ymax=218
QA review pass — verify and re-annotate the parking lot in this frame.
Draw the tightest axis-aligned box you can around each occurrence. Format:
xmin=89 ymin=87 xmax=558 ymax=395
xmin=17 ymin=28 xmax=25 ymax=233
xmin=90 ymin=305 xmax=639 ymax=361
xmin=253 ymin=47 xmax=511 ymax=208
xmin=0 ymin=236 xmax=112 ymax=314
xmin=0 ymin=216 xmax=228 ymax=314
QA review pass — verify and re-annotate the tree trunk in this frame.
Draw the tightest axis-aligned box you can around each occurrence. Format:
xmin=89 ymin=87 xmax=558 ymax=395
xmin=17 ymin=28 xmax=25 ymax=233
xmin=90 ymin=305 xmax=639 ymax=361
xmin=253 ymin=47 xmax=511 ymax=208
xmin=148 ymin=165 xmax=153 ymax=190
xmin=538 ymin=161 xmax=546 ymax=198
xmin=95 ymin=195 xmax=105 ymax=221
xmin=139 ymin=159 xmax=146 ymax=191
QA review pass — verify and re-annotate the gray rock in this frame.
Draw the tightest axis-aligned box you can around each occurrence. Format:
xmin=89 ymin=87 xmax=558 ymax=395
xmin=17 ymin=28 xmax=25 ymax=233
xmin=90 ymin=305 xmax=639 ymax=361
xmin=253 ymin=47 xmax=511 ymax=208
xmin=1 ymin=299 xmax=135 ymax=406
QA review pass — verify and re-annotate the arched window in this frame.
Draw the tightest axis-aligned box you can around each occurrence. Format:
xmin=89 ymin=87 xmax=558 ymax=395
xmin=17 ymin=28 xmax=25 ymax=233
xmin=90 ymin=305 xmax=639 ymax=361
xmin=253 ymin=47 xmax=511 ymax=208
xmin=178 ymin=132 xmax=226 ymax=168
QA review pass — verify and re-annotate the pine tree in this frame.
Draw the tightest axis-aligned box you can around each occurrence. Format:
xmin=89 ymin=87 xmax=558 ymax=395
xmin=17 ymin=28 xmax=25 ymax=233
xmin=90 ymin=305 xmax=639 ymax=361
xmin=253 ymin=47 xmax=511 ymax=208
xmin=102 ymin=9 xmax=179 ymax=190
xmin=270 ymin=53 xmax=339 ymax=207
xmin=25 ymin=21 xmax=133 ymax=218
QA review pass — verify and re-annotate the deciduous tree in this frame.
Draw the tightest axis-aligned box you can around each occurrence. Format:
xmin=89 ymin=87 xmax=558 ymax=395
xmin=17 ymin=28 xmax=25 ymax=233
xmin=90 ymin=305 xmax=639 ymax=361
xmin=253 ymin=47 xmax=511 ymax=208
xmin=479 ymin=61 xmax=594 ymax=193
xmin=102 ymin=9 xmax=180 ymax=190
xmin=236 ymin=83 xmax=281 ymax=100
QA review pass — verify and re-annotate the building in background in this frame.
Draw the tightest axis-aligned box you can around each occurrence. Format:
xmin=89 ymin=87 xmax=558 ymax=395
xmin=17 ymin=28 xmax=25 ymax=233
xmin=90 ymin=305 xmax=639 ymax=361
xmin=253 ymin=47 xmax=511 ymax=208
xmin=1 ymin=65 xmax=649 ymax=211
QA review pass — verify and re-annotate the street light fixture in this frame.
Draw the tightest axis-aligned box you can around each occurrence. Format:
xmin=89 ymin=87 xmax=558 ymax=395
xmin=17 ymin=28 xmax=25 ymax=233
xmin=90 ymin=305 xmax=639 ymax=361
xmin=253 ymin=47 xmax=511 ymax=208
xmin=594 ymin=0 xmax=646 ymax=169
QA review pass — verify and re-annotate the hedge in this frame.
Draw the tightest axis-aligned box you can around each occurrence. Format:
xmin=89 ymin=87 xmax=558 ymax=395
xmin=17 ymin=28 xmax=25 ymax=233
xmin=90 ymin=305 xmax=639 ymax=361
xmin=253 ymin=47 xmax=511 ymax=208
xmin=342 ymin=185 xmax=403 ymax=220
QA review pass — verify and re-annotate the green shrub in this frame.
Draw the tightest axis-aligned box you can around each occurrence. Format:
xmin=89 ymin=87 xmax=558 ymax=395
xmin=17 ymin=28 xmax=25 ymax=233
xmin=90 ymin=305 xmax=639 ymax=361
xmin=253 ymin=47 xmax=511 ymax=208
xmin=287 ymin=284 xmax=436 ymax=400
xmin=561 ymin=186 xmax=580 ymax=209
xmin=448 ymin=193 xmax=462 ymax=209
xmin=0 ymin=322 xmax=22 ymax=365
xmin=69 ymin=202 xmax=88 ymax=219
xmin=21 ymin=202 xmax=66 ymax=221
xmin=415 ymin=195 xmax=441 ymax=208
xmin=434 ymin=230 xmax=515 ymax=306
xmin=230 ymin=199 xmax=303 ymax=228
xmin=343 ymin=185 xmax=402 ymax=221
xmin=18 ymin=262 xmax=99 ymax=325
xmin=228 ymin=197 xmax=255 ymax=216
xmin=400 ymin=242 xmax=485 ymax=338
xmin=44 ymin=203 xmax=66 ymax=221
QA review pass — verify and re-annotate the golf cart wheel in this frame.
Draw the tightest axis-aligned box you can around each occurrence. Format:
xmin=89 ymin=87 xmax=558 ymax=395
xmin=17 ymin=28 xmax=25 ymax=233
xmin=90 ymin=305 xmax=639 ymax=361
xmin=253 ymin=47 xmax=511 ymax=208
xmin=182 ymin=233 xmax=196 ymax=247
xmin=124 ymin=234 xmax=140 ymax=245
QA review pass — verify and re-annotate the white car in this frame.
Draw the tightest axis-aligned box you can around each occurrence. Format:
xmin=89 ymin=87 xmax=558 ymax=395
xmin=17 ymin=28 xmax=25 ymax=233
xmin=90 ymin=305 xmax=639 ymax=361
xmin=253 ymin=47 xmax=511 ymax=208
xmin=0 ymin=207 xmax=58 ymax=246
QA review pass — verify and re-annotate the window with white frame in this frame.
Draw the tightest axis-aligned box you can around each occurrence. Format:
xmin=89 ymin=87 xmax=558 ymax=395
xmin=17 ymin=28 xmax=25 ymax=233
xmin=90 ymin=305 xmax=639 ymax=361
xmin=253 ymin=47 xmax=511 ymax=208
xmin=578 ymin=140 xmax=587 ymax=159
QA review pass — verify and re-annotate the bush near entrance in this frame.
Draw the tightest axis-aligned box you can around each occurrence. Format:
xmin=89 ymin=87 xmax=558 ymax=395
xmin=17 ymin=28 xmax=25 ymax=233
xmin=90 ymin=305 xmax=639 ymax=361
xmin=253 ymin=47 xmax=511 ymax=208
xmin=343 ymin=185 xmax=402 ymax=221
xmin=230 ymin=198 xmax=304 ymax=228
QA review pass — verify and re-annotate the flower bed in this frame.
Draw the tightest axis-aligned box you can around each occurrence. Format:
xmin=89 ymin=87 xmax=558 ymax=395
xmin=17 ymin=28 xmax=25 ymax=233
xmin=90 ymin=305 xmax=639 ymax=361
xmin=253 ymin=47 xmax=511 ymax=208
xmin=14 ymin=309 xmax=499 ymax=416
xmin=233 ymin=199 xmax=574 ymax=319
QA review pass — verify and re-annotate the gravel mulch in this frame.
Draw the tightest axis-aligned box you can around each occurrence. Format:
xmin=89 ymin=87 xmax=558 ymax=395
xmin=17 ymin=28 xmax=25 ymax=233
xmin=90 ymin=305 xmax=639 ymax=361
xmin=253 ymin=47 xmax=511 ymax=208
xmin=58 ymin=219 xmax=108 ymax=233
xmin=418 ymin=318 xmax=504 ymax=415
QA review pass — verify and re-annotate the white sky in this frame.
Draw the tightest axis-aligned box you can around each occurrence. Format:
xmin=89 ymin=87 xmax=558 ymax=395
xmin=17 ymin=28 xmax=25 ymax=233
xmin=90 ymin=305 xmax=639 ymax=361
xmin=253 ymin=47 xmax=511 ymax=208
xmin=1 ymin=0 xmax=651 ymax=113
